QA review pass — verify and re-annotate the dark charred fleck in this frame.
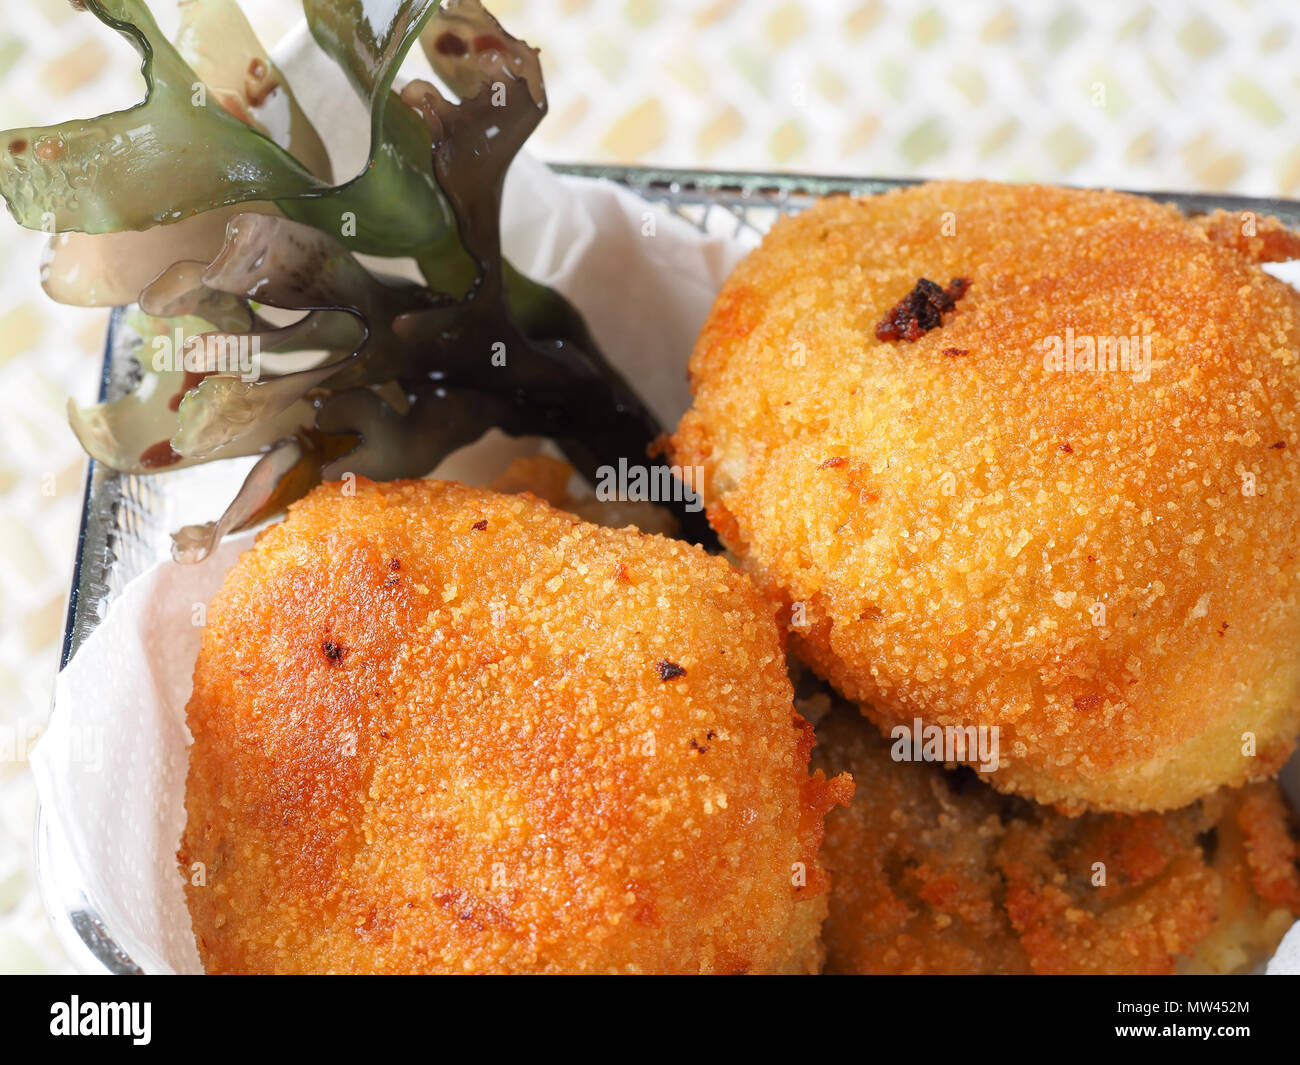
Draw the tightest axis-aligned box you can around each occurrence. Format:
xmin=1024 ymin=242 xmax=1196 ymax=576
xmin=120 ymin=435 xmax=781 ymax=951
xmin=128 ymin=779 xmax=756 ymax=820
xmin=389 ymin=557 xmax=401 ymax=571
xmin=875 ymin=277 xmax=970 ymax=342
xmin=1272 ymin=441 xmax=1287 ymax=449
xmin=689 ymin=738 xmax=709 ymax=754
xmin=1059 ymin=442 xmax=1073 ymax=453
xmin=472 ymin=519 xmax=488 ymax=530
xmin=656 ymin=659 xmax=687 ymax=681
xmin=706 ymin=730 xmax=716 ymax=741
xmin=8 ymin=138 xmax=26 ymax=154
xmin=379 ymin=730 xmax=390 ymax=740
xmin=1072 ymin=692 xmax=1100 ymax=713
xmin=321 ymin=639 xmax=347 ymax=663
xmin=942 ymin=347 xmax=969 ymax=357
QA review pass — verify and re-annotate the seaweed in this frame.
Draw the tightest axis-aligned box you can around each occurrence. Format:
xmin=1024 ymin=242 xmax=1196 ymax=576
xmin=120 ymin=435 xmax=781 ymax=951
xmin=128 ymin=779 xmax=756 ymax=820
xmin=1 ymin=0 xmax=704 ymax=560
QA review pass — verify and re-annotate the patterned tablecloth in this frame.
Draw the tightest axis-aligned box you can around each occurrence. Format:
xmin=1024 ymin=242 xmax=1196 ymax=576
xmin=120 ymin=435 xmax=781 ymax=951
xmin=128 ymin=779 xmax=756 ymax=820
xmin=2 ymin=0 xmax=1298 ymax=972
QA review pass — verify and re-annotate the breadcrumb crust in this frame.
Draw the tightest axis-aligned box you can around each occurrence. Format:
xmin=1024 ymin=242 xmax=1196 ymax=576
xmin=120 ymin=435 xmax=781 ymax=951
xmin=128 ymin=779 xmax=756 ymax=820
xmin=180 ymin=478 xmax=850 ymax=974
xmin=812 ymin=706 xmax=1300 ymax=974
xmin=673 ymin=180 xmax=1300 ymax=811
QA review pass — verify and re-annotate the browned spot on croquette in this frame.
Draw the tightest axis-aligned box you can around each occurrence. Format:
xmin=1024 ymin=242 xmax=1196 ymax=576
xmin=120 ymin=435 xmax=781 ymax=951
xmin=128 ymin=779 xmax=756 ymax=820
xmin=875 ymin=277 xmax=970 ymax=342
xmin=657 ymin=659 xmax=687 ymax=681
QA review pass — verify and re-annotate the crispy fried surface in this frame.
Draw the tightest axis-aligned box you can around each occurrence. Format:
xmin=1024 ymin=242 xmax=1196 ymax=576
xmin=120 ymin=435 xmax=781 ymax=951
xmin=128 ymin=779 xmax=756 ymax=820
xmin=812 ymin=705 xmax=1300 ymax=975
xmin=671 ymin=180 xmax=1300 ymax=811
xmin=180 ymin=478 xmax=850 ymax=974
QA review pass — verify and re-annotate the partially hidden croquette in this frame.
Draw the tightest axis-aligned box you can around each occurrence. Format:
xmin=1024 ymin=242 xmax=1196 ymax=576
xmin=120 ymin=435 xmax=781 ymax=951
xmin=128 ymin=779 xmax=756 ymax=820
xmin=671 ymin=180 xmax=1300 ymax=812
xmin=811 ymin=704 xmax=1300 ymax=975
xmin=180 ymin=478 xmax=851 ymax=974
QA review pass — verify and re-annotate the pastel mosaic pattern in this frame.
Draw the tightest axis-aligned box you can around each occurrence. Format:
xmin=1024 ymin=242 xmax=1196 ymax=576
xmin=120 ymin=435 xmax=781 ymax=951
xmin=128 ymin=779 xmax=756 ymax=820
xmin=2 ymin=0 xmax=1299 ymax=972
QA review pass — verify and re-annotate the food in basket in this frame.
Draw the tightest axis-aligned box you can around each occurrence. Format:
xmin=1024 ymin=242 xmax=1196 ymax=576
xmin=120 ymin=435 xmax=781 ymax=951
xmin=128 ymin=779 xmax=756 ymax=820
xmin=671 ymin=180 xmax=1300 ymax=813
xmin=810 ymin=702 xmax=1300 ymax=974
xmin=6 ymin=0 xmax=1300 ymax=976
xmin=178 ymin=478 xmax=851 ymax=974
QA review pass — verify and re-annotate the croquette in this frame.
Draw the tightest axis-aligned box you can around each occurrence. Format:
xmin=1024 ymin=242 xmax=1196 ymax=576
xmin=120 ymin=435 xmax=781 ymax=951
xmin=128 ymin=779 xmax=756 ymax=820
xmin=179 ymin=478 xmax=851 ymax=974
xmin=671 ymin=179 xmax=1300 ymax=812
xmin=811 ymin=704 xmax=1300 ymax=975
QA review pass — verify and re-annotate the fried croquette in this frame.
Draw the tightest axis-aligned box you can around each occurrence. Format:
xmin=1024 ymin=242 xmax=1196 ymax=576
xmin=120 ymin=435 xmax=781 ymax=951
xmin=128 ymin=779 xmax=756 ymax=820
xmin=671 ymin=179 xmax=1300 ymax=812
xmin=811 ymin=705 xmax=1300 ymax=975
xmin=179 ymin=478 xmax=851 ymax=974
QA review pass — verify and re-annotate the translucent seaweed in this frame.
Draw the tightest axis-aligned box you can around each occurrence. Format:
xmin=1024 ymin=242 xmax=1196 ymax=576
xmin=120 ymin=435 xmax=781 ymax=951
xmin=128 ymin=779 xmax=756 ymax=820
xmin=3 ymin=0 xmax=699 ymax=562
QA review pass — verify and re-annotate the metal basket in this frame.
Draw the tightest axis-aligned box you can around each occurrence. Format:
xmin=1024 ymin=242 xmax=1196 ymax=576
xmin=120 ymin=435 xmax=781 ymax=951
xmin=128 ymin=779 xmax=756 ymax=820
xmin=41 ymin=165 xmax=1300 ymax=974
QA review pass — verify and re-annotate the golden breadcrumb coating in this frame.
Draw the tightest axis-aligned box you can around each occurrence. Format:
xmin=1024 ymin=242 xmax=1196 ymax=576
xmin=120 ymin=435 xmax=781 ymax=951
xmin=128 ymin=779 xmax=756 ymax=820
xmin=671 ymin=179 xmax=1300 ymax=812
xmin=811 ymin=705 xmax=1300 ymax=975
xmin=180 ymin=478 xmax=850 ymax=974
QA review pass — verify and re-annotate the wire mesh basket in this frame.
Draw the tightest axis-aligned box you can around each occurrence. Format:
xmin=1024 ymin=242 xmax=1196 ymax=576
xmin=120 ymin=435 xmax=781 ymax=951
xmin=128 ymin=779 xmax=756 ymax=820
xmin=43 ymin=165 xmax=1300 ymax=973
